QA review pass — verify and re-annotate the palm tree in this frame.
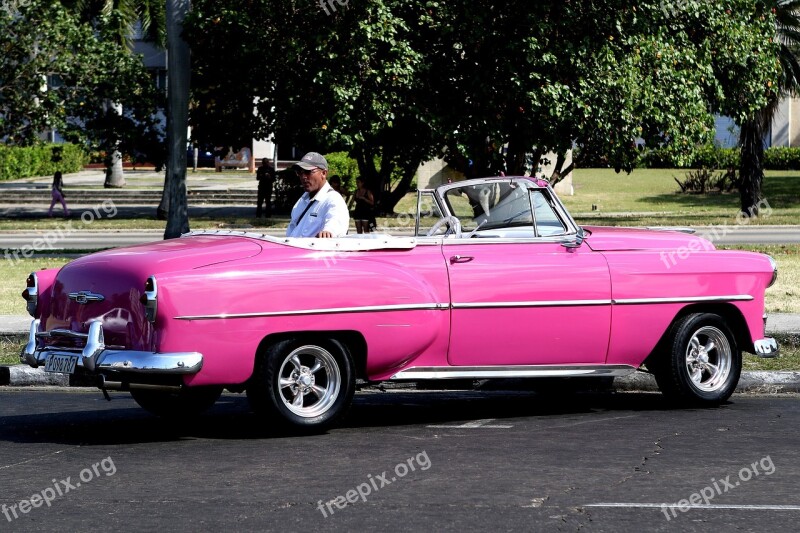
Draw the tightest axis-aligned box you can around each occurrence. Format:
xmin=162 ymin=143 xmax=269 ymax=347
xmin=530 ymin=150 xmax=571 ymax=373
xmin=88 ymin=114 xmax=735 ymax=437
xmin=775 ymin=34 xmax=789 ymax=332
xmin=64 ymin=0 xmax=165 ymax=47
xmin=62 ymin=1 xmax=165 ymax=188
xmin=739 ymin=0 xmax=800 ymax=216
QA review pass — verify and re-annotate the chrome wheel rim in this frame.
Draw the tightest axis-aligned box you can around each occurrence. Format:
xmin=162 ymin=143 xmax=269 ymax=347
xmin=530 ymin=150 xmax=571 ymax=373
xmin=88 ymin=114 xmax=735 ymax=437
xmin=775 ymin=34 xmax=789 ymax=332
xmin=277 ymin=345 xmax=340 ymax=418
xmin=684 ymin=326 xmax=732 ymax=392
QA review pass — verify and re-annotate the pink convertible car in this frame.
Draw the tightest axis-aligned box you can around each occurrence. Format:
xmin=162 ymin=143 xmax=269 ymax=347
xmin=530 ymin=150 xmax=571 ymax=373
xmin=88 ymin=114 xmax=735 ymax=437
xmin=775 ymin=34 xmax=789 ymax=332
xmin=21 ymin=177 xmax=779 ymax=429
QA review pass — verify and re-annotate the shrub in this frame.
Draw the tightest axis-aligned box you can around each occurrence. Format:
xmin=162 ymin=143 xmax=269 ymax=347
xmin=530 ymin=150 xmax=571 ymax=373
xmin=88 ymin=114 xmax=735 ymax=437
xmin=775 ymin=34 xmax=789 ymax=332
xmin=0 ymin=144 xmax=87 ymax=181
xmin=674 ymin=168 xmax=739 ymax=194
xmin=690 ymin=145 xmax=739 ymax=169
xmin=643 ymin=145 xmax=800 ymax=170
xmin=324 ymin=151 xmax=360 ymax=191
xmin=763 ymin=147 xmax=800 ymax=170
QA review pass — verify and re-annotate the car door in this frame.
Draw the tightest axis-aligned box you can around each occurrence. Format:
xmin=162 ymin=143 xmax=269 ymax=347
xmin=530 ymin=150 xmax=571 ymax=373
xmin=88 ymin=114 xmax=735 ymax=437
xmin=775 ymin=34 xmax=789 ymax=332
xmin=443 ymin=186 xmax=612 ymax=366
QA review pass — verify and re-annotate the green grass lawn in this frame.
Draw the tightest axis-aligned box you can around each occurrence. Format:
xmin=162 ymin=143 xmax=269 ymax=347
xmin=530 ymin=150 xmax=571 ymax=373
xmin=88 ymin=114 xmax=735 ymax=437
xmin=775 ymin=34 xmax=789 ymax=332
xmin=1 ymin=168 xmax=799 ymax=230
xmin=0 ymin=257 xmax=72 ymax=315
xmin=563 ymin=169 xmax=800 ymax=226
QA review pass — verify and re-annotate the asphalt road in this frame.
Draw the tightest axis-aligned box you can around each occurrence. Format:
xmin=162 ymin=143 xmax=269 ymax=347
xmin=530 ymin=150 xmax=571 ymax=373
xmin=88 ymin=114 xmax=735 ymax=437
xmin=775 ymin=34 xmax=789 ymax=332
xmin=0 ymin=388 xmax=797 ymax=532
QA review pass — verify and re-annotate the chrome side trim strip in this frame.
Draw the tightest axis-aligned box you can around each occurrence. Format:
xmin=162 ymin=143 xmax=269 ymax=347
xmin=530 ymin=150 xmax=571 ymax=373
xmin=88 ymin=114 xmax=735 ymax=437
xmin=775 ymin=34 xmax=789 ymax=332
xmin=453 ymin=299 xmax=611 ymax=309
xmin=390 ymin=365 xmax=636 ymax=380
xmin=451 ymin=295 xmax=753 ymax=310
xmin=175 ymin=295 xmax=754 ymax=320
xmin=175 ymin=303 xmax=448 ymax=321
xmin=612 ymin=295 xmax=753 ymax=305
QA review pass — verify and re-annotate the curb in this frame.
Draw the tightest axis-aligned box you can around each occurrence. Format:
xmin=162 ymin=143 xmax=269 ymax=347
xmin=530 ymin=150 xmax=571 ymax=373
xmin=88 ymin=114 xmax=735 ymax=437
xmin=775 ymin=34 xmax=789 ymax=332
xmin=2 ymin=365 xmax=799 ymax=393
xmin=613 ymin=371 xmax=800 ymax=394
xmin=0 ymin=365 xmax=69 ymax=387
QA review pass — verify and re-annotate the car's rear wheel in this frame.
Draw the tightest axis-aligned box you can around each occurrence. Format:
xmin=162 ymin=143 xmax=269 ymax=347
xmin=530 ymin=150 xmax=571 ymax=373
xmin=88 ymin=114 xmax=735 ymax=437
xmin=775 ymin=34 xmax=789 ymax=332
xmin=130 ymin=386 xmax=222 ymax=417
xmin=651 ymin=313 xmax=741 ymax=405
xmin=247 ymin=338 xmax=355 ymax=431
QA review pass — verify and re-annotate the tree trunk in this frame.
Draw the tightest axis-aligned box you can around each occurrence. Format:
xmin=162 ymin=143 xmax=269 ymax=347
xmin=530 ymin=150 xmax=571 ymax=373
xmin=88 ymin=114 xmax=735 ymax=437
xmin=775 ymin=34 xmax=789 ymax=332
xmin=384 ymin=156 xmax=422 ymax=213
xmin=162 ymin=0 xmax=191 ymax=239
xmin=104 ymin=150 xmax=125 ymax=188
xmin=738 ymin=117 xmax=765 ymax=218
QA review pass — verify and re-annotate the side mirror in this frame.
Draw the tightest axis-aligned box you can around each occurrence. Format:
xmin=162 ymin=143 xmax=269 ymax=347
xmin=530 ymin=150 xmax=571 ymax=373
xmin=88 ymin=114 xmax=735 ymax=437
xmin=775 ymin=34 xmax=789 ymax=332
xmin=561 ymin=227 xmax=586 ymax=249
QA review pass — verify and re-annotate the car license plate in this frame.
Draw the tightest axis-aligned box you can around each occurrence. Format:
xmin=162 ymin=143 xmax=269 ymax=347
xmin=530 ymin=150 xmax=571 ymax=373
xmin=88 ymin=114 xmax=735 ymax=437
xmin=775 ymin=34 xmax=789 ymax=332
xmin=44 ymin=354 xmax=80 ymax=374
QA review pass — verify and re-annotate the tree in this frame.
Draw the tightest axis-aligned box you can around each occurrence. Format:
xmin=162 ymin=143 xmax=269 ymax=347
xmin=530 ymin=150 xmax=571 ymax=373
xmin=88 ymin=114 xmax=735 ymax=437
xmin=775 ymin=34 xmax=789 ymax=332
xmin=0 ymin=0 xmax=162 ymax=172
xmin=187 ymin=0 xmax=440 ymax=213
xmin=161 ymin=0 xmax=191 ymax=239
xmin=64 ymin=0 xmax=166 ymax=48
xmin=62 ymin=0 xmax=166 ymax=188
xmin=185 ymin=0 xmax=778 ymax=214
xmin=428 ymin=1 xmax=779 ymax=179
xmin=738 ymin=0 xmax=800 ymax=217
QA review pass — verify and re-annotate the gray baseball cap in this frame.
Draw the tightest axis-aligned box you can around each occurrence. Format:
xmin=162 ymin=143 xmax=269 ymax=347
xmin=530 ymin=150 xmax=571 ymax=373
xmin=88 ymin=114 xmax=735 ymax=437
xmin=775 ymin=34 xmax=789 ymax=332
xmin=293 ymin=152 xmax=328 ymax=171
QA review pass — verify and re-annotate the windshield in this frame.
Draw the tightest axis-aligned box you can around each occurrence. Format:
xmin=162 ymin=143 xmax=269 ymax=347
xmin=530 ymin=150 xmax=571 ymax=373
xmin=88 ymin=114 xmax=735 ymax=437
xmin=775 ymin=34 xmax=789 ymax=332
xmin=441 ymin=181 xmax=567 ymax=237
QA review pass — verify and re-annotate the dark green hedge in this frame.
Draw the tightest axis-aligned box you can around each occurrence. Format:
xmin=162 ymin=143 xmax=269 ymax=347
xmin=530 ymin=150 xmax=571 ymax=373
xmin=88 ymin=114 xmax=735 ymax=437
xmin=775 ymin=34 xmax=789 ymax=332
xmin=0 ymin=144 xmax=88 ymax=181
xmin=578 ymin=144 xmax=800 ymax=170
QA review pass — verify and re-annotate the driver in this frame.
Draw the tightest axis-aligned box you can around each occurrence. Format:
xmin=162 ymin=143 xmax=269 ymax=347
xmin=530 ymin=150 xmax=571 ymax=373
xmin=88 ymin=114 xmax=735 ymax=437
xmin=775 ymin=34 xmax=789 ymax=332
xmin=286 ymin=152 xmax=350 ymax=238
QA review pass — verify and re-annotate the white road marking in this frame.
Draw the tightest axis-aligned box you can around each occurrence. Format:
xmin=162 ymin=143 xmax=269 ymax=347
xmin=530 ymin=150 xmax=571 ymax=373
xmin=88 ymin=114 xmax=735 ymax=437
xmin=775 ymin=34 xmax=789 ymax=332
xmin=428 ymin=418 xmax=513 ymax=429
xmin=585 ymin=503 xmax=800 ymax=511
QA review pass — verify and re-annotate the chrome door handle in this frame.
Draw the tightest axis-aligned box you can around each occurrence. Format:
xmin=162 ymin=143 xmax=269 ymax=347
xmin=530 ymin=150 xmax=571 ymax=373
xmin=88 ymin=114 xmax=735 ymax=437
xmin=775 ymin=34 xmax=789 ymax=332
xmin=450 ymin=255 xmax=474 ymax=264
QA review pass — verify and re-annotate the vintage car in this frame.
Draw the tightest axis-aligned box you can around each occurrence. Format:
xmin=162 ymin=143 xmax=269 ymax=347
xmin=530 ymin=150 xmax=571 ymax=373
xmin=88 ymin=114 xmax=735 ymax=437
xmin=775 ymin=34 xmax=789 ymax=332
xmin=21 ymin=177 xmax=779 ymax=429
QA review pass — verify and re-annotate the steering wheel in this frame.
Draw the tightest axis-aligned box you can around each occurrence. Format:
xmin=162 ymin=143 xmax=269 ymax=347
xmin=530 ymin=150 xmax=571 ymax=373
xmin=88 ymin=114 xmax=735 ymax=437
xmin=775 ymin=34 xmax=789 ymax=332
xmin=426 ymin=216 xmax=462 ymax=238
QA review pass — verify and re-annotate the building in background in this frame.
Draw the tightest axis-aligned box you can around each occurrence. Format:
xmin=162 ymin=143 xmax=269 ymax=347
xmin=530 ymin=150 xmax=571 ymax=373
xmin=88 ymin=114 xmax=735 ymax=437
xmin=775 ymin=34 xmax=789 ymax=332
xmin=714 ymin=96 xmax=800 ymax=149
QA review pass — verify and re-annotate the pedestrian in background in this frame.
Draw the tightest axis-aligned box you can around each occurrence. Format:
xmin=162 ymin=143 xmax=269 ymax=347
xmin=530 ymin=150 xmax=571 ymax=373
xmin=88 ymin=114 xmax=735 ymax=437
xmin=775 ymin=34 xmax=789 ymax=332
xmin=352 ymin=177 xmax=374 ymax=234
xmin=48 ymin=171 xmax=69 ymax=217
xmin=256 ymin=157 xmax=276 ymax=218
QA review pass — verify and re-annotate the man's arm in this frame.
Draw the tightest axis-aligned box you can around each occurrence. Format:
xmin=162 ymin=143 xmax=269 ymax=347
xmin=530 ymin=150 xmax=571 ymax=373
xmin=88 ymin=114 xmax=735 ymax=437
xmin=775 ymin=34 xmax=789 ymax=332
xmin=319 ymin=194 xmax=350 ymax=237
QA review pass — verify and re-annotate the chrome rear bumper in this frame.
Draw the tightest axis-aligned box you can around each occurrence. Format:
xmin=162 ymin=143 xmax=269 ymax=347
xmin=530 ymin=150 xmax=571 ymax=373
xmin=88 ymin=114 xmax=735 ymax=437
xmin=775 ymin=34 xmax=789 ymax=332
xmin=21 ymin=319 xmax=203 ymax=375
xmin=754 ymin=338 xmax=779 ymax=358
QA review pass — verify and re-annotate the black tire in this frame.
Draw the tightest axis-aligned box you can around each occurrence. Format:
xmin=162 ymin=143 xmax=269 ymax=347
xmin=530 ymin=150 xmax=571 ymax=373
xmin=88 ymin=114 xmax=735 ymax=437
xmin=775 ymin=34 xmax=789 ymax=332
xmin=130 ymin=386 xmax=223 ymax=417
xmin=247 ymin=338 xmax=355 ymax=431
xmin=651 ymin=313 xmax=741 ymax=405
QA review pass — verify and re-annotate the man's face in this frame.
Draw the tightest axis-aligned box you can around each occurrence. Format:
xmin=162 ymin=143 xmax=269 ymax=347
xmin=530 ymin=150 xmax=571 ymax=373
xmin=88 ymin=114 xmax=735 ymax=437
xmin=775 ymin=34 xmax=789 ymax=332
xmin=297 ymin=168 xmax=327 ymax=195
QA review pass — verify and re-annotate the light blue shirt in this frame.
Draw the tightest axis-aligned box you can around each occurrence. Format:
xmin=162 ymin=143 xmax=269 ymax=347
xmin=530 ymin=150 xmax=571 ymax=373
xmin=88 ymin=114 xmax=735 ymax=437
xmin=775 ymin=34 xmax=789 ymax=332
xmin=286 ymin=181 xmax=350 ymax=237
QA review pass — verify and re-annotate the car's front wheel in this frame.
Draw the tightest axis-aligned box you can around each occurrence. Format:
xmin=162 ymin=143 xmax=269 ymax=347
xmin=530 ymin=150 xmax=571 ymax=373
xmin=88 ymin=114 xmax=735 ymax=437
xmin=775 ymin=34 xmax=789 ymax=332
xmin=247 ymin=338 xmax=355 ymax=431
xmin=651 ymin=313 xmax=741 ymax=405
xmin=130 ymin=386 xmax=222 ymax=417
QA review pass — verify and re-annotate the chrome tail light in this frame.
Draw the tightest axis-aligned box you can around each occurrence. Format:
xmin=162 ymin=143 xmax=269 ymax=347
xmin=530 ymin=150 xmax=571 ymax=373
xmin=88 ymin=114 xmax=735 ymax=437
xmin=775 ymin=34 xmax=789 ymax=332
xmin=22 ymin=273 xmax=39 ymax=317
xmin=140 ymin=276 xmax=158 ymax=323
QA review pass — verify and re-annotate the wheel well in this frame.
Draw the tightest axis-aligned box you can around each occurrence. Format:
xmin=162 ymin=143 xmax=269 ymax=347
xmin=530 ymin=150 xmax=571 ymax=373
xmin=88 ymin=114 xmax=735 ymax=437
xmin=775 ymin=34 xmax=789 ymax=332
xmin=254 ymin=331 xmax=368 ymax=380
xmin=644 ymin=303 xmax=752 ymax=368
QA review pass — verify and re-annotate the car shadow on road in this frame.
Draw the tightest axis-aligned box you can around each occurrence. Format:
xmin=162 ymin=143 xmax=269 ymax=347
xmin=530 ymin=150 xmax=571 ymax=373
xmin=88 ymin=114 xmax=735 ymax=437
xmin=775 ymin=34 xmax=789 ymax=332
xmin=0 ymin=388 xmax=718 ymax=445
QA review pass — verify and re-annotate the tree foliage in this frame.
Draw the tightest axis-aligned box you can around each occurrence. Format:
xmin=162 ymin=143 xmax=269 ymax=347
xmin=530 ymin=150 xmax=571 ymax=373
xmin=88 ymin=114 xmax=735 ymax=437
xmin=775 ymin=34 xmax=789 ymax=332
xmin=430 ymin=1 xmax=779 ymax=175
xmin=186 ymin=0 xmax=779 ymax=212
xmin=62 ymin=0 xmax=166 ymax=48
xmin=0 ymin=0 xmax=163 ymax=165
